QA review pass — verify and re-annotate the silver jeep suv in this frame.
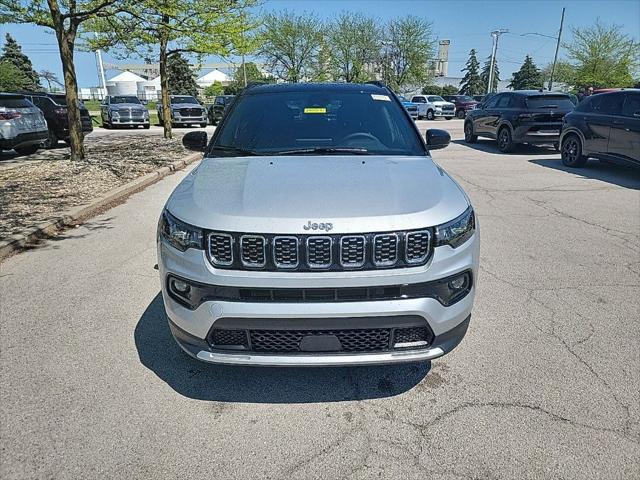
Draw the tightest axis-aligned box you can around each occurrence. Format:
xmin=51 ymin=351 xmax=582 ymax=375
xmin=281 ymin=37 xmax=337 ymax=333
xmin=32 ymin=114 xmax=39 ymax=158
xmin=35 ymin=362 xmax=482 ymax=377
xmin=158 ymin=82 xmax=479 ymax=366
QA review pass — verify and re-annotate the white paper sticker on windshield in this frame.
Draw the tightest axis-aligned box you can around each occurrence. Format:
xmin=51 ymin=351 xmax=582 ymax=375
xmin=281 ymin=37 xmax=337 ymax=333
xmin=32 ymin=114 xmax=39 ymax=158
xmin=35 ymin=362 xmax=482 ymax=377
xmin=371 ymin=94 xmax=391 ymax=101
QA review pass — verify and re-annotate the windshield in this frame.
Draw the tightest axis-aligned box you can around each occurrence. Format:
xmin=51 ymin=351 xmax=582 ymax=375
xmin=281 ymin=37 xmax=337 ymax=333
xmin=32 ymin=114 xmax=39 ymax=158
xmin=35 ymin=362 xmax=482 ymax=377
xmin=111 ymin=96 xmax=141 ymax=104
xmin=525 ymin=95 xmax=575 ymax=110
xmin=428 ymin=96 xmax=445 ymax=102
xmin=171 ymin=96 xmax=199 ymax=104
xmin=212 ymin=89 xmax=425 ymax=156
xmin=458 ymin=96 xmax=474 ymax=102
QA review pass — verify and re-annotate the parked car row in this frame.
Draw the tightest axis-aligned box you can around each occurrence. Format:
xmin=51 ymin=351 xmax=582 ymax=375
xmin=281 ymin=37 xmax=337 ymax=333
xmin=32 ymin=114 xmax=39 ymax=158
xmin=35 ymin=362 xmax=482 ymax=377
xmin=0 ymin=93 xmax=48 ymax=154
xmin=463 ymin=89 xmax=639 ymax=169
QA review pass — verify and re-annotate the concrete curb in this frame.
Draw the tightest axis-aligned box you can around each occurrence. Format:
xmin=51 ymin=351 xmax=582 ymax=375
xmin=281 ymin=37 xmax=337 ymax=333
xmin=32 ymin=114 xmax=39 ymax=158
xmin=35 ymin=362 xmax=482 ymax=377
xmin=0 ymin=151 xmax=202 ymax=262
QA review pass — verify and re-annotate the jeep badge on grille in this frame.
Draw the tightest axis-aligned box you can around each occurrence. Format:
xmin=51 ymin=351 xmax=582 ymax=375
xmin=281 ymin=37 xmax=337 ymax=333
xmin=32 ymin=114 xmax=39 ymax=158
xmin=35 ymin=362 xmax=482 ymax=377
xmin=303 ymin=221 xmax=333 ymax=232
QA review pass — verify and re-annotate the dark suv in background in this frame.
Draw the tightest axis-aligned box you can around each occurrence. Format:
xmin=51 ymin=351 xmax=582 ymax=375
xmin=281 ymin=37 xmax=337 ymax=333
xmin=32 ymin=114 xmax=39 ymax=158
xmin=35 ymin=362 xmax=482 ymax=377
xmin=207 ymin=95 xmax=235 ymax=125
xmin=22 ymin=92 xmax=93 ymax=148
xmin=442 ymin=95 xmax=480 ymax=119
xmin=464 ymin=91 xmax=575 ymax=153
xmin=560 ymin=89 xmax=639 ymax=169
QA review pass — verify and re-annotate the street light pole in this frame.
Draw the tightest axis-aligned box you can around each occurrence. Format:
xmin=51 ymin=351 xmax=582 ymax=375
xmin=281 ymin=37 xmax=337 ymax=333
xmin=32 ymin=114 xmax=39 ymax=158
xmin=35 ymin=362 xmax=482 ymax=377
xmin=548 ymin=7 xmax=565 ymax=91
xmin=487 ymin=29 xmax=508 ymax=94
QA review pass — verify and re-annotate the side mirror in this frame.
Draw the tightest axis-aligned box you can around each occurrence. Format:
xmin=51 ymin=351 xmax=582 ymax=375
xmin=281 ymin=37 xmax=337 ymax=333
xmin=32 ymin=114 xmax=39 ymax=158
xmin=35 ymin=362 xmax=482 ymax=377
xmin=425 ymin=129 xmax=450 ymax=150
xmin=182 ymin=131 xmax=208 ymax=152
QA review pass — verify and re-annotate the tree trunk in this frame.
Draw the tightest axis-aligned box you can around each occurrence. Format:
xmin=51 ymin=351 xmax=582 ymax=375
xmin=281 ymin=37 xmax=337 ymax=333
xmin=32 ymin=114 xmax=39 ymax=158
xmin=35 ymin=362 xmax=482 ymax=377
xmin=54 ymin=26 xmax=85 ymax=161
xmin=159 ymin=25 xmax=172 ymax=140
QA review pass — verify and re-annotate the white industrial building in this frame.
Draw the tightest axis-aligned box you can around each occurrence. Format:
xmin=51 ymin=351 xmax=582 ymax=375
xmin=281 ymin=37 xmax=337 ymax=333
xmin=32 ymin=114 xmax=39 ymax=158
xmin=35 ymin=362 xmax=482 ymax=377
xmin=137 ymin=76 xmax=162 ymax=101
xmin=196 ymin=69 xmax=230 ymax=88
xmin=105 ymin=71 xmax=147 ymax=96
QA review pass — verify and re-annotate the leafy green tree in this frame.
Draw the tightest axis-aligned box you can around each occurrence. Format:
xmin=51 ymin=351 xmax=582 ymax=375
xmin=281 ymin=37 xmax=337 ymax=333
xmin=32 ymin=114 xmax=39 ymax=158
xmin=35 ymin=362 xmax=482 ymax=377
xmin=379 ymin=16 xmax=436 ymax=92
xmin=441 ymin=84 xmax=459 ymax=95
xmin=87 ymin=0 xmax=256 ymax=139
xmin=0 ymin=1 xmax=122 ymax=160
xmin=328 ymin=12 xmax=379 ymax=82
xmin=234 ymin=61 xmax=264 ymax=86
xmin=167 ymin=53 xmax=198 ymax=96
xmin=564 ymin=21 xmax=639 ymax=88
xmin=459 ymin=49 xmax=483 ymax=95
xmin=542 ymin=61 xmax=576 ymax=89
xmin=203 ymin=81 xmax=224 ymax=98
xmin=480 ymin=55 xmax=499 ymax=93
xmin=0 ymin=60 xmax=28 ymax=91
xmin=0 ymin=33 xmax=40 ymax=90
xmin=259 ymin=11 xmax=324 ymax=82
xmin=508 ymin=55 xmax=544 ymax=90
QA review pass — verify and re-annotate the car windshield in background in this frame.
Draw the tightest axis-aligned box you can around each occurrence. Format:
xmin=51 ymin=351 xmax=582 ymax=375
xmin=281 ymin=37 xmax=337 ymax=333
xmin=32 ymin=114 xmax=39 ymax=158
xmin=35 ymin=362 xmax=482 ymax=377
xmin=0 ymin=96 xmax=33 ymax=108
xmin=172 ymin=96 xmax=199 ymax=104
xmin=459 ymin=96 xmax=474 ymax=102
xmin=213 ymin=90 xmax=425 ymax=156
xmin=526 ymin=95 xmax=575 ymax=110
xmin=112 ymin=96 xmax=141 ymax=104
xmin=428 ymin=96 xmax=445 ymax=102
xmin=50 ymin=95 xmax=67 ymax=106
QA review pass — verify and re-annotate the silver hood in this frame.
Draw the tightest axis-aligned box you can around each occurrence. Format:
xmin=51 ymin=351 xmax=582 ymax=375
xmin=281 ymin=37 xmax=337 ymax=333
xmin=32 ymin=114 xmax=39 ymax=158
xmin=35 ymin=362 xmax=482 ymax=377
xmin=166 ymin=155 xmax=470 ymax=234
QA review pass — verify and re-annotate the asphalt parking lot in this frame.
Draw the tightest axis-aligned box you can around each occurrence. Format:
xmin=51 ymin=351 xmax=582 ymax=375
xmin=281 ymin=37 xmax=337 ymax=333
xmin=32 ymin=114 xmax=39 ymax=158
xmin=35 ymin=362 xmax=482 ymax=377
xmin=1 ymin=119 xmax=639 ymax=479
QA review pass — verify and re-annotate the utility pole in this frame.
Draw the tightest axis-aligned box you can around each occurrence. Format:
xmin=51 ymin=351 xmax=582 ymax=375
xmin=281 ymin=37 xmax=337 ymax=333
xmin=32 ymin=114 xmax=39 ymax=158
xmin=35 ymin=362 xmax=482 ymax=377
xmin=548 ymin=7 xmax=565 ymax=91
xmin=487 ymin=29 xmax=508 ymax=94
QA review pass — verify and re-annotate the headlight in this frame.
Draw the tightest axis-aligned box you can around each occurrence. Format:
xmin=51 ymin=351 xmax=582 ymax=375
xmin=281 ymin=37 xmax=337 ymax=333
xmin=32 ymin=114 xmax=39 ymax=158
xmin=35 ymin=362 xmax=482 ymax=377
xmin=159 ymin=210 xmax=203 ymax=251
xmin=143 ymin=111 xmax=149 ymax=118
xmin=435 ymin=207 xmax=475 ymax=248
xmin=111 ymin=110 xmax=120 ymax=117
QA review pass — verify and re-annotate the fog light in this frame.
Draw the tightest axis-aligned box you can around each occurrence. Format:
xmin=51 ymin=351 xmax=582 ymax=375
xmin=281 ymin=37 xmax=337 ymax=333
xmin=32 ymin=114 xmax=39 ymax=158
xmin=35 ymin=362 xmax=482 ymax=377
xmin=449 ymin=276 xmax=467 ymax=290
xmin=171 ymin=279 xmax=191 ymax=295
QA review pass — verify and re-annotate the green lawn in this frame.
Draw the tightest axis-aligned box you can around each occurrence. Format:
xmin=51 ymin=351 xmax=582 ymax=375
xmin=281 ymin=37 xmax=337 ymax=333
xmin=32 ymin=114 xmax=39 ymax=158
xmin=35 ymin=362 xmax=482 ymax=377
xmin=83 ymin=100 xmax=157 ymax=111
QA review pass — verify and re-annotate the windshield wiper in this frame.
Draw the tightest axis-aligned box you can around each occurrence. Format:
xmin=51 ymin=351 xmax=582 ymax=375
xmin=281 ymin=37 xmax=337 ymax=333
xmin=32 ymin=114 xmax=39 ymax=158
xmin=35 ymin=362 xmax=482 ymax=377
xmin=270 ymin=147 xmax=370 ymax=155
xmin=209 ymin=145 xmax=265 ymax=157
xmin=536 ymin=105 xmax=559 ymax=108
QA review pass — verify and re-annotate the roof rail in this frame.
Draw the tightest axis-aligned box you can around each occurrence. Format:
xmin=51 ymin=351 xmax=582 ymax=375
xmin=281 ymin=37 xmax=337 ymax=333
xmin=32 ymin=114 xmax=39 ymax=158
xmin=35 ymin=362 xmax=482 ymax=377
xmin=364 ymin=81 xmax=387 ymax=89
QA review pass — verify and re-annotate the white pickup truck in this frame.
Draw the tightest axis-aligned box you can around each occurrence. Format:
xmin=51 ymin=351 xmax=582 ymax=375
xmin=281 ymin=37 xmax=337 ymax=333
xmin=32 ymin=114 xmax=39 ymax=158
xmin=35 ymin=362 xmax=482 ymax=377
xmin=411 ymin=95 xmax=456 ymax=120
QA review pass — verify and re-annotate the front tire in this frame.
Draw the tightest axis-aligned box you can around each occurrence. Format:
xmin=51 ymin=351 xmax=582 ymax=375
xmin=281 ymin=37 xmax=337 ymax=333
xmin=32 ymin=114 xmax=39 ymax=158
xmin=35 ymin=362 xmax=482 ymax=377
xmin=464 ymin=121 xmax=477 ymax=143
xmin=426 ymin=110 xmax=435 ymax=120
xmin=445 ymin=117 xmax=453 ymax=120
xmin=497 ymin=126 xmax=515 ymax=153
xmin=14 ymin=144 xmax=39 ymax=155
xmin=561 ymin=134 xmax=587 ymax=167
xmin=144 ymin=124 xmax=150 ymax=130
xmin=200 ymin=123 xmax=207 ymax=128
xmin=44 ymin=128 xmax=58 ymax=149
xmin=456 ymin=109 xmax=465 ymax=119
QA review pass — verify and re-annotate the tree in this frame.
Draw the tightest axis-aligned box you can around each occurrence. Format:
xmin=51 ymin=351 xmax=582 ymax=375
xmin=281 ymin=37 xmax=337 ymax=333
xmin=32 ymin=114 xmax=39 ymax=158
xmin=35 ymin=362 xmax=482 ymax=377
xmin=1 ymin=1 xmax=123 ymax=161
xmin=459 ymin=49 xmax=483 ymax=95
xmin=442 ymin=84 xmax=459 ymax=95
xmin=203 ymin=81 xmax=224 ymax=98
xmin=233 ymin=61 xmax=264 ymax=87
xmin=0 ymin=33 xmax=40 ymax=90
xmin=541 ymin=61 xmax=576 ymax=89
xmin=508 ymin=55 xmax=544 ymax=90
xmin=167 ymin=53 xmax=198 ymax=96
xmin=0 ymin=60 xmax=28 ymax=91
xmin=259 ymin=11 xmax=323 ymax=82
xmin=564 ymin=21 xmax=639 ymax=88
xmin=39 ymin=69 xmax=62 ymax=91
xmin=379 ymin=16 xmax=435 ymax=92
xmin=328 ymin=12 xmax=379 ymax=82
xmin=480 ymin=55 xmax=499 ymax=93
xmin=87 ymin=0 xmax=256 ymax=139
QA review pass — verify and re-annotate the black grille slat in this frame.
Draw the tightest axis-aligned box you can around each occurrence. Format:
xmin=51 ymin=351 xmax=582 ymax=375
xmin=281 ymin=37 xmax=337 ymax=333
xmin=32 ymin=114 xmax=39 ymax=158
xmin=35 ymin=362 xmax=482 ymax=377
xmin=393 ymin=327 xmax=433 ymax=347
xmin=406 ymin=231 xmax=431 ymax=263
xmin=340 ymin=236 xmax=366 ymax=267
xmin=274 ymin=237 xmax=299 ymax=268
xmin=209 ymin=234 xmax=233 ymax=265
xmin=240 ymin=235 xmax=266 ymax=267
xmin=373 ymin=234 xmax=399 ymax=266
xmin=307 ymin=236 xmax=332 ymax=268
xmin=209 ymin=329 xmax=249 ymax=348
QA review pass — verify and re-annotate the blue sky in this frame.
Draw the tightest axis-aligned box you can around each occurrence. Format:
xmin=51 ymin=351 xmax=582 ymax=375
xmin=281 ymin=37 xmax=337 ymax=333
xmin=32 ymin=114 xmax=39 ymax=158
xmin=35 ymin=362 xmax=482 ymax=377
xmin=1 ymin=0 xmax=638 ymax=88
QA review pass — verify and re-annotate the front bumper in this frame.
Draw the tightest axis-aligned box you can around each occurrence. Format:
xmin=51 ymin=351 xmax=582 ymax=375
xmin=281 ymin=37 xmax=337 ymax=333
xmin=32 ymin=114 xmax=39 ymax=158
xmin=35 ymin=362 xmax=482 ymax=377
xmin=158 ymin=230 xmax=479 ymax=366
xmin=173 ymin=115 xmax=207 ymax=124
xmin=434 ymin=109 xmax=455 ymax=117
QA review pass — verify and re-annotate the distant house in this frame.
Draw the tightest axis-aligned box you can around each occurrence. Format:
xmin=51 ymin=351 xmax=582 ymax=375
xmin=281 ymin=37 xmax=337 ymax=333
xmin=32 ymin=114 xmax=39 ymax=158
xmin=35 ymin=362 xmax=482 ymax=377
xmin=105 ymin=71 xmax=147 ymax=96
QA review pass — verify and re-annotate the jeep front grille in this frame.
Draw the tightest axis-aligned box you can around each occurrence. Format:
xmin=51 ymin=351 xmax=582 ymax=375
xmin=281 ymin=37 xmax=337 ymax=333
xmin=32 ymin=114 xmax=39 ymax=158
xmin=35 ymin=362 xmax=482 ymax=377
xmin=206 ymin=229 xmax=433 ymax=272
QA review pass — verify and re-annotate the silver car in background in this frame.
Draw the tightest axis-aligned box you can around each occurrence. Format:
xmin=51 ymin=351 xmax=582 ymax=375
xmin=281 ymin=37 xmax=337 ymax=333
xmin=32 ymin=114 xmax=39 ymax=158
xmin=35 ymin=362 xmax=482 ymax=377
xmin=0 ymin=93 xmax=48 ymax=155
xmin=100 ymin=95 xmax=150 ymax=129
xmin=158 ymin=82 xmax=479 ymax=366
xmin=157 ymin=95 xmax=208 ymax=128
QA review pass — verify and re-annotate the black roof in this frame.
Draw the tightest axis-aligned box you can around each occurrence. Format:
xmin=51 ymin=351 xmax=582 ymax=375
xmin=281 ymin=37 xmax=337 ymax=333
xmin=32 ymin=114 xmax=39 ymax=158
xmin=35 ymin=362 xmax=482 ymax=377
xmin=510 ymin=90 xmax=571 ymax=97
xmin=243 ymin=82 xmax=389 ymax=95
xmin=0 ymin=93 xmax=26 ymax=98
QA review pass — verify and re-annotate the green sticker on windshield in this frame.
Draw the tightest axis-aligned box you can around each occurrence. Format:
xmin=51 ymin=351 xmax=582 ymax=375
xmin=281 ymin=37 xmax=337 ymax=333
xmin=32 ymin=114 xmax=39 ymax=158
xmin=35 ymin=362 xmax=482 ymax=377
xmin=304 ymin=107 xmax=327 ymax=114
